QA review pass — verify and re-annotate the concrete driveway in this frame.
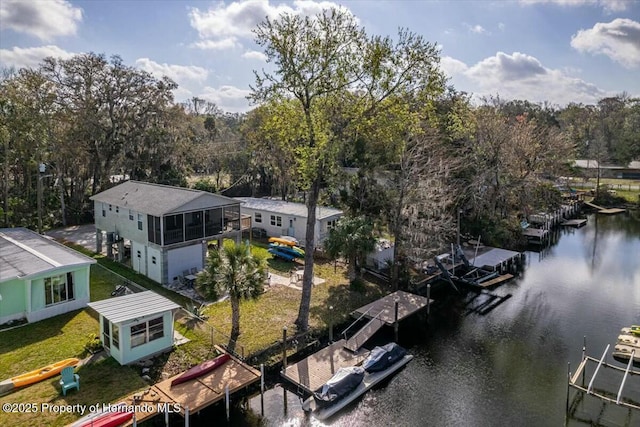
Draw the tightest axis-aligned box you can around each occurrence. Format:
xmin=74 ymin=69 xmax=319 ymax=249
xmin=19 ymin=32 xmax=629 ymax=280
xmin=46 ymin=224 xmax=101 ymax=254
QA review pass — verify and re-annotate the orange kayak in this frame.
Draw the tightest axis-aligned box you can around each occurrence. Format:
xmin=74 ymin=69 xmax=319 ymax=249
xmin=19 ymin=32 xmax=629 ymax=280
xmin=0 ymin=358 xmax=80 ymax=394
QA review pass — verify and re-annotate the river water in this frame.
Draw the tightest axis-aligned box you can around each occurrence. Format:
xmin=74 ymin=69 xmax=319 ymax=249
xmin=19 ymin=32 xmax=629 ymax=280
xmin=220 ymin=212 xmax=640 ymax=426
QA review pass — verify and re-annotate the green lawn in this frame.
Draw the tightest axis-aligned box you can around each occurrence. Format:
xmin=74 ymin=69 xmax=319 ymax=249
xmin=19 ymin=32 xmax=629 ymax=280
xmin=0 ymin=243 xmax=387 ymax=427
xmin=0 ymin=265 xmax=147 ymax=427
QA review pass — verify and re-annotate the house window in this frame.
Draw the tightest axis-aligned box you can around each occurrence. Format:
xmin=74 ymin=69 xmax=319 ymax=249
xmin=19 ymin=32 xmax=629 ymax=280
xmin=327 ymin=219 xmax=337 ymax=230
xmin=116 ymin=206 xmax=119 ymax=214
xmin=112 ymin=324 xmax=119 ymax=350
xmin=44 ymin=273 xmax=74 ymax=306
xmin=102 ymin=207 xmax=106 ymax=217
xmin=137 ymin=213 xmax=143 ymax=231
xmin=130 ymin=323 xmax=147 ymax=348
xmin=109 ymin=204 xmax=112 ymax=211
xmin=130 ymin=316 xmax=164 ymax=348
xmin=137 ymin=250 xmax=141 ymax=258
xmin=152 ymin=256 xmax=156 ymax=265
xmin=103 ymin=317 xmax=110 ymax=347
xmin=255 ymin=213 xmax=262 ymax=223
xmin=129 ymin=210 xmax=134 ymax=221
xmin=270 ymin=215 xmax=282 ymax=227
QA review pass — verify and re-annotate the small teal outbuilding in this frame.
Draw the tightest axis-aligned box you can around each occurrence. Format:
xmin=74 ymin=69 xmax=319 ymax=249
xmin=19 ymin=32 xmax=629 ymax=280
xmin=87 ymin=291 xmax=180 ymax=365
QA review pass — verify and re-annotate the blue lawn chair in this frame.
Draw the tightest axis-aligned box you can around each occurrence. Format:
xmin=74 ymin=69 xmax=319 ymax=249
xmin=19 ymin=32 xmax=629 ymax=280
xmin=59 ymin=366 xmax=80 ymax=395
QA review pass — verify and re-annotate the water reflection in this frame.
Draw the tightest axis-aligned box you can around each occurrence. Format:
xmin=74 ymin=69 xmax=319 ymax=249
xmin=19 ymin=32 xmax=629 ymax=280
xmin=237 ymin=212 xmax=640 ymax=426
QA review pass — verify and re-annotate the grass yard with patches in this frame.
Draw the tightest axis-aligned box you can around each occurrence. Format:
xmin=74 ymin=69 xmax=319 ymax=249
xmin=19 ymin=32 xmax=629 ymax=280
xmin=1 ymin=239 xmax=388 ymax=427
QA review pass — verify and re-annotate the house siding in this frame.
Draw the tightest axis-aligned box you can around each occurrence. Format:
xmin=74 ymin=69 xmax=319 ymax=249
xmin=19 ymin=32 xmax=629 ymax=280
xmin=26 ymin=265 xmax=91 ymax=323
xmin=1 ymin=265 xmax=90 ymax=324
xmin=0 ymin=279 xmax=27 ymax=324
xmin=167 ymin=245 xmax=204 ymax=283
xmin=118 ymin=311 xmax=175 ymax=365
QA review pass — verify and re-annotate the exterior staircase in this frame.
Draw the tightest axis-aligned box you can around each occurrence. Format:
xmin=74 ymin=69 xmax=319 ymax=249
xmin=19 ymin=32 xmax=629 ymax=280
xmin=343 ymin=315 xmax=386 ymax=352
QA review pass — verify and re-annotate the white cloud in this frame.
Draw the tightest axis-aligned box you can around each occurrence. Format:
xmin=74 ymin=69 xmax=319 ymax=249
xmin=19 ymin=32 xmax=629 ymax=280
xmin=466 ymin=24 xmax=487 ymax=34
xmin=452 ymin=51 xmax=608 ymax=105
xmin=199 ymin=85 xmax=252 ymax=113
xmin=520 ymin=0 xmax=628 ymax=13
xmin=498 ymin=22 xmax=506 ymax=31
xmin=135 ymin=58 xmax=209 ymax=85
xmin=242 ymin=50 xmax=268 ymax=61
xmin=571 ymin=18 xmax=640 ymax=69
xmin=440 ymin=56 xmax=469 ymax=77
xmin=188 ymin=0 xmax=351 ymax=50
xmin=0 ymin=0 xmax=82 ymax=41
xmin=190 ymin=38 xmax=240 ymax=50
xmin=0 ymin=45 xmax=75 ymax=69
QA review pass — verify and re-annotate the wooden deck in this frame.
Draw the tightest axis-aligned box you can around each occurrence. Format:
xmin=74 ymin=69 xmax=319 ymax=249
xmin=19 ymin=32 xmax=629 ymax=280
xmin=561 ymin=219 xmax=587 ymax=227
xmin=599 ymin=208 xmax=626 ymax=215
xmin=352 ymin=290 xmax=432 ymax=325
xmin=118 ymin=348 xmax=260 ymax=425
xmin=281 ymin=339 xmax=370 ymax=394
xmin=476 ymin=273 xmax=514 ymax=288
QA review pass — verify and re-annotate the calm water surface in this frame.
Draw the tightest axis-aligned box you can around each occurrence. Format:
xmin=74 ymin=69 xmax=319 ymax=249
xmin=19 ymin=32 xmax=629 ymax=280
xmin=236 ymin=212 xmax=640 ymax=427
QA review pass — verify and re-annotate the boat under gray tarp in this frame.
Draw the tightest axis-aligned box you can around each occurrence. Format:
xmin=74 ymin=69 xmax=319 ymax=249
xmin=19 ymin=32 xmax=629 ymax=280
xmin=363 ymin=342 xmax=407 ymax=373
xmin=313 ymin=366 xmax=365 ymax=408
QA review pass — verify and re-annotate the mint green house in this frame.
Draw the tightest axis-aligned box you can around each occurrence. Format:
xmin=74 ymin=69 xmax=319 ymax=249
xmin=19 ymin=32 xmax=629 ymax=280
xmin=87 ymin=291 xmax=180 ymax=365
xmin=0 ymin=228 xmax=96 ymax=326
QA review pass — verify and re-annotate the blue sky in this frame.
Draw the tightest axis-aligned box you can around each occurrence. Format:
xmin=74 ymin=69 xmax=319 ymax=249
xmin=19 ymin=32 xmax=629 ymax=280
xmin=1 ymin=0 xmax=639 ymax=113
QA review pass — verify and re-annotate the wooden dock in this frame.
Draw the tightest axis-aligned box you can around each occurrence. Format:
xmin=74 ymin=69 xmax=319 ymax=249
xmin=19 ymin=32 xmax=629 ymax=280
xmin=351 ymin=290 xmax=432 ymax=325
xmin=281 ymin=291 xmax=431 ymax=395
xmin=584 ymin=201 xmax=626 ymax=215
xmin=475 ymin=273 xmax=513 ymax=288
xmin=561 ymin=219 xmax=587 ymax=227
xmin=117 ymin=347 xmax=260 ymax=425
xmin=281 ymin=339 xmax=370 ymax=395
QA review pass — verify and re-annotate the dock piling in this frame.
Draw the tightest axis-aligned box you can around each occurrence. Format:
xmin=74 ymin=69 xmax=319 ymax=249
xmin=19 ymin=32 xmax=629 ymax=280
xmin=426 ymin=284 xmax=431 ymax=321
xmin=282 ymin=326 xmax=288 ymax=371
xmin=225 ymin=385 xmax=230 ymax=421
xmin=260 ymin=363 xmax=265 ymax=416
xmin=566 ymin=362 xmax=571 ymax=416
xmin=394 ymin=300 xmax=399 ymax=342
xmin=185 ymin=407 xmax=189 ymax=427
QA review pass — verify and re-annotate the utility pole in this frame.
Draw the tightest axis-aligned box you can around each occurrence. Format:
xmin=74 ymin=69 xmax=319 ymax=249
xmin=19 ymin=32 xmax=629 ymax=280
xmin=37 ymin=163 xmax=52 ymax=234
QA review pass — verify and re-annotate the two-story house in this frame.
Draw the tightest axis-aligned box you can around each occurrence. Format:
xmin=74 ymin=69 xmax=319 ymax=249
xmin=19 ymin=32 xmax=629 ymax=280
xmin=91 ymin=181 xmax=249 ymax=285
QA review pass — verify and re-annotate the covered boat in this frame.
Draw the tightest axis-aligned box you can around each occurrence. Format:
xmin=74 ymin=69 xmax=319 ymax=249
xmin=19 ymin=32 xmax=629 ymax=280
xmin=313 ymin=366 xmax=365 ymax=408
xmin=362 ymin=343 xmax=407 ymax=373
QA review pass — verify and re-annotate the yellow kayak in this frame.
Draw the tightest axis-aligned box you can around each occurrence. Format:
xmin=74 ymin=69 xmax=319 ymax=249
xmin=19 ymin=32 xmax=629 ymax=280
xmin=269 ymin=237 xmax=297 ymax=246
xmin=0 ymin=358 xmax=80 ymax=394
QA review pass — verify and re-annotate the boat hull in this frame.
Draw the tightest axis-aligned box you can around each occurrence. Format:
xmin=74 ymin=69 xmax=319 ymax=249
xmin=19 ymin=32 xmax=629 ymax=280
xmin=74 ymin=410 xmax=133 ymax=427
xmin=171 ymin=353 xmax=231 ymax=387
xmin=0 ymin=358 xmax=80 ymax=393
xmin=303 ymin=354 xmax=414 ymax=420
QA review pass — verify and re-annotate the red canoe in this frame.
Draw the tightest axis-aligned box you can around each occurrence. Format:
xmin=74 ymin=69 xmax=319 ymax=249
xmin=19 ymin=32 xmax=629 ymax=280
xmin=76 ymin=411 xmax=133 ymax=427
xmin=171 ymin=353 xmax=231 ymax=387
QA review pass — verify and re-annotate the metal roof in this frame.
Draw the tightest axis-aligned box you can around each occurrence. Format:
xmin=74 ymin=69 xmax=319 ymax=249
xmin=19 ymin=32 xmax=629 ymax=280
xmin=0 ymin=228 xmax=96 ymax=282
xmin=90 ymin=181 xmax=239 ymax=217
xmin=235 ymin=197 xmax=343 ymax=220
xmin=87 ymin=291 xmax=180 ymax=324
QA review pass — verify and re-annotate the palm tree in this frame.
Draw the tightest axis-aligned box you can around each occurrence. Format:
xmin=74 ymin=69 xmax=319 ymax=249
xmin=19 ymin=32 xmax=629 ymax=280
xmin=324 ymin=216 xmax=377 ymax=283
xmin=197 ymin=241 xmax=267 ymax=352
